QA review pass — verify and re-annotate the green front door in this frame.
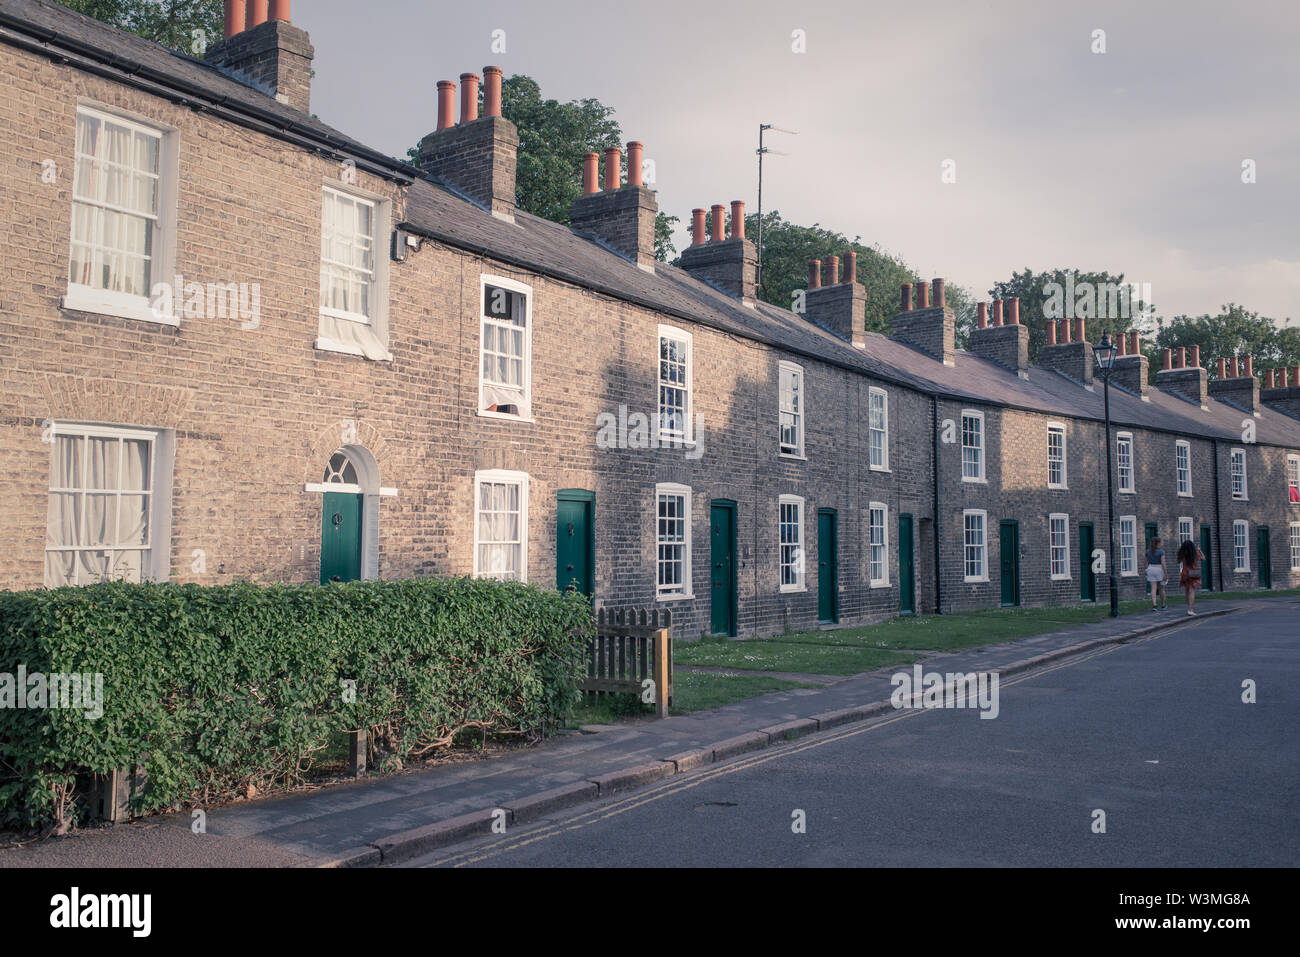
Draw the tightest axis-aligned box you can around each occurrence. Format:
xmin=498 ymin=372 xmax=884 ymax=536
xmin=1200 ymin=525 xmax=1213 ymax=591
xmin=898 ymin=514 xmax=915 ymax=615
xmin=556 ymin=491 xmax=595 ymax=599
xmin=320 ymin=491 xmax=362 ymax=584
xmin=817 ymin=509 xmax=838 ymax=624
xmin=1257 ymin=527 xmax=1272 ymax=589
xmin=999 ymin=521 xmax=1019 ymax=607
xmin=1144 ymin=523 xmax=1159 ymax=595
xmin=1079 ymin=522 xmax=1096 ymax=602
xmin=710 ymin=501 xmax=737 ymax=636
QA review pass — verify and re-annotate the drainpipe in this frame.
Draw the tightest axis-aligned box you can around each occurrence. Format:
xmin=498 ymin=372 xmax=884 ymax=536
xmin=1212 ymin=440 xmax=1225 ymax=592
xmin=932 ymin=395 xmax=943 ymax=614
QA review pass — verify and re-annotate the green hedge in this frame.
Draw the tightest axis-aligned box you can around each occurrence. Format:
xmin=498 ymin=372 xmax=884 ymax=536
xmin=0 ymin=577 xmax=593 ymax=831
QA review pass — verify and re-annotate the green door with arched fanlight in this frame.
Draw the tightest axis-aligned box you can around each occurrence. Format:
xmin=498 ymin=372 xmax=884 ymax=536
xmin=321 ymin=491 xmax=362 ymax=584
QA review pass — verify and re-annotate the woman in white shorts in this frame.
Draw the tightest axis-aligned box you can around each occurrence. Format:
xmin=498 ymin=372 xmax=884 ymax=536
xmin=1145 ymin=537 xmax=1167 ymax=610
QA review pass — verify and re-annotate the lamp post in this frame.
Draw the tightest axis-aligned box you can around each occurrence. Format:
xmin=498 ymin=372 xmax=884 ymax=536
xmin=1094 ymin=333 xmax=1120 ymax=618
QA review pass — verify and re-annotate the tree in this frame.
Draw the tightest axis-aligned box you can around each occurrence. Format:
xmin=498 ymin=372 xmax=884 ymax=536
xmin=988 ymin=268 xmax=1154 ymax=362
xmin=56 ymin=0 xmax=223 ymax=56
xmin=726 ymin=209 xmax=975 ymax=338
xmin=408 ymin=74 xmax=679 ymax=260
xmin=1152 ymin=305 xmax=1299 ymax=380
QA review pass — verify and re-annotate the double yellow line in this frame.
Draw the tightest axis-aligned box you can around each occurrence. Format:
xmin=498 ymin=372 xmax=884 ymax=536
xmin=419 ymin=622 xmax=1193 ymax=867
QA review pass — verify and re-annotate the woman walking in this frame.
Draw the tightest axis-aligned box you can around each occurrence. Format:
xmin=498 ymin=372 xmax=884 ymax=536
xmin=1177 ymin=539 xmax=1206 ymax=616
xmin=1145 ymin=537 xmax=1167 ymax=610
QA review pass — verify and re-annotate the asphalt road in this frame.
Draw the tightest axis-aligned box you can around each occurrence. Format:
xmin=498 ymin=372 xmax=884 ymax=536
xmin=404 ymin=603 xmax=1300 ymax=867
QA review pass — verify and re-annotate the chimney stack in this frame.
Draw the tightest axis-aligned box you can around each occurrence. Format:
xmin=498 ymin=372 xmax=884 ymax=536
xmin=416 ymin=68 xmax=520 ymax=219
xmin=1209 ymin=355 xmax=1262 ymax=414
xmin=804 ymin=250 xmax=866 ymax=348
xmin=892 ymin=277 xmax=956 ymax=366
xmin=569 ymin=140 xmax=659 ymax=269
xmin=679 ymin=199 xmax=758 ymax=301
xmin=1114 ymin=331 xmax=1150 ymax=399
xmin=1038 ymin=316 xmax=1094 ymax=385
xmin=207 ymin=0 xmax=315 ymax=112
xmin=1260 ymin=364 xmax=1300 ymax=421
xmin=968 ymin=297 xmax=1028 ymax=376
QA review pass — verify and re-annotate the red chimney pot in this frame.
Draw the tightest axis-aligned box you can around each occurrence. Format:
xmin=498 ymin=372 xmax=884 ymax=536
xmin=916 ymin=281 xmax=929 ymax=309
xmin=1217 ymin=358 xmax=1227 ymax=379
xmin=1244 ymin=356 xmax=1254 ymax=378
xmin=246 ymin=0 xmax=268 ymax=29
xmin=1190 ymin=345 xmax=1200 ymax=368
xmin=1176 ymin=346 xmax=1186 ymax=369
xmin=224 ymin=0 xmax=245 ymax=37
xmin=844 ymin=252 xmax=857 ymax=284
xmin=710 ymin=205 xmax=725 ymax=242
xmin=626 ymin=143 xmax=644 ymax=187
xmin=582 ymin=153 xmax=600 ymax=196
xmin=827 ymin=256 xmax=839 ymax=285
xmin=459 ymin=73 xmax=480 ymax=124
xmin=1006 ymin=297 xmax=1019 ymax=325
xmin=932 ymin=278 xmax=946 ymax=309
xmin=483 ymin=67 xmax=503 ymax=118
xmin=1044 ymin=316 xmax=1055 ymax=343
xmin=269 ymin=0 xmax=290 ymax=21
xmin=977 ymin=303 xmax=988 ymax=330
xmin=901 ymin=284 xmax=913 ymax=311
xmin=992 ymin=300 xmax=1003 ymax=327
xmin=730 ymin=201 xmax=745 ymax=240
xmin=691 ymin=208 xmax=706 ymax=247
xmin=809 ymin=260 xmax=822 ymax=290
xmin=436 ymin=80 xmax=456 ymax=131
xmin=604 ymin=148 xmax=621 ymax=191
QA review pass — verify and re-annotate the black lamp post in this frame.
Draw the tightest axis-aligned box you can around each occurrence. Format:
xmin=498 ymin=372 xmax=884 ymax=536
xmin=1094 ymin=333 xmax=1120 ymax=617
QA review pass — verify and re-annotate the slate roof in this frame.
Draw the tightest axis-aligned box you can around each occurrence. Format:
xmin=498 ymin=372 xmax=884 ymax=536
xmin=5 ymin=0 xmax=1298 ymax=450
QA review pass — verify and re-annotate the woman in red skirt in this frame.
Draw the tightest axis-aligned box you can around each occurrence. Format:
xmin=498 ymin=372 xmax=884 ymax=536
xmin=1177 ymin=539 xmax=1206 ymax=616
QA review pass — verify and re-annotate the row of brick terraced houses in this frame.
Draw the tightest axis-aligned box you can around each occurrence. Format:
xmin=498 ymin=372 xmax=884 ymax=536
xmin=1 ymin=0 xmax=1298 ymax=638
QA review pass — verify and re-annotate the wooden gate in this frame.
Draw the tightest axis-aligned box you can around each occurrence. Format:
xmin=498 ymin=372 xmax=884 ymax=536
xmin=581 ymin=608 xmax=673 ymax=718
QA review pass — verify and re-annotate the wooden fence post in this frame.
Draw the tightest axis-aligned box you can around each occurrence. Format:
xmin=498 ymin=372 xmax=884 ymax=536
xmin=653 ymin=628 xmax=670 ymax=719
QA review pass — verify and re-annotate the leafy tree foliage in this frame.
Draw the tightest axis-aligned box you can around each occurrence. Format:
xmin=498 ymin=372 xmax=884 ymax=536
xmin=56 ymin=0 xmax=223 ymax=56
xmin=1153 ymin=305 xmax=1299 ymax=380
xmin=727 ymin=209 xmax=975 ymax=338
xmin=988 ymin=268 xmax=1152 ymax=362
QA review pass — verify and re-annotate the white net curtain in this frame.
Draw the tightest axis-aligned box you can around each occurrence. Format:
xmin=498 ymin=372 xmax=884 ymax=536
xmin=45 ymin=431 xmax=151 ymax=587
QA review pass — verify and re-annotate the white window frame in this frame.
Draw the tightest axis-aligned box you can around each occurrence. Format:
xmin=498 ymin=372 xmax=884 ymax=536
xmin=1049 ymin=513 xmax=1071 ymax=580
xmin=63 ymin=104 xmax=178 ymax=326
xmin=477 ymin=274 xmax=534 ymax=420
xmin=779 ymin=494 xmax=806 ymax=593
xmin=963 ymin=509 xmax=988 ymax=583
xmin=1175 ymin=440 xmax=1192 ymax=497
xmin=869 ymin=502 xmax=889 ymax=587
xmin=869 ymin=387 xmax=890 ymax=472
xmin=1119 ymin=516 xmax=1137 ymax=576
xmin=657 ymin=325 xmax=693 ymax=444
xmin=1288 ymin=455 xmax=1300 ymax=506
xmin=473 ymin=469 xmax=529 ymax=583
xmin=961 ymin=410 xmax=985 ymax=483
xmin=654 ymin=483 xmax=693 ymax=601
xmin=1178 ymin=517 xmax=1195 ymax=549
xmin=1116 ymin=432 xmax=1135 ymax=494
xmin=1233 ymin=520 xmax=1249 ymax=572
xmin=1290 ymin=522 xmax=1300 ymax=571
xmin=1230 ymin=448 xmax=1248 ymax=501
xmin=1047 ymin=423 xmax=1067 ymax=489
xmin=45 ymin=422 xmax=172 ymax=586
xmin=778 ymin=360 xmax=805 ymax=458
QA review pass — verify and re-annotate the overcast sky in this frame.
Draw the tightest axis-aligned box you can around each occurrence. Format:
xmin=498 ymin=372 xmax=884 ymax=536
xmin=303 ymin=0 xmax=1298 ymax=324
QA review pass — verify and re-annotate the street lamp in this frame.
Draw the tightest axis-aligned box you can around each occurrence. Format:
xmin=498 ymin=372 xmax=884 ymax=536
xmin=1093 ymin=333 xmax=1120 ymax=618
